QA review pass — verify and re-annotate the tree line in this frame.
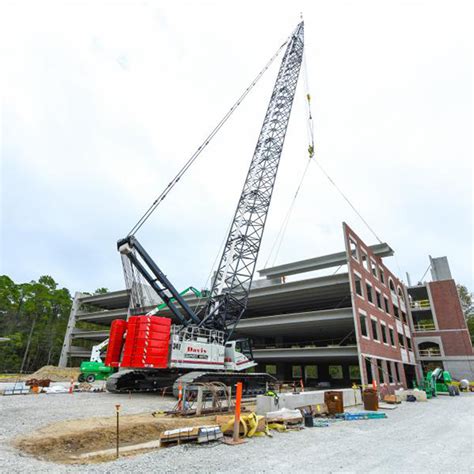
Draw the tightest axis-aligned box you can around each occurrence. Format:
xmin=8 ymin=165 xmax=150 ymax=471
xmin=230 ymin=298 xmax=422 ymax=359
xmin=0 ymin=275 xmax=72 ymax=373
xmin=0 ymin=275 xmax=108 ymax=373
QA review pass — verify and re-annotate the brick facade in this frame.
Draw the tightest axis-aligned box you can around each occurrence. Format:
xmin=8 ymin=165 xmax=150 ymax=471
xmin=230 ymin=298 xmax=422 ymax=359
xmin=411 ymin=279 xmax=473 ymax=359
xmin=343 ymin=223 xmax=417 ymax=388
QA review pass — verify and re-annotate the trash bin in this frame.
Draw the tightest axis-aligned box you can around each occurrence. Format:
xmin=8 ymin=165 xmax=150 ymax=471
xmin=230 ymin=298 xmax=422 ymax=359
xmin=363 ymin=388 xmax=379 ymax=411
xmin=324 ymin=391 xmax=344 ymax=415
xmin=304 ymin=413 xmax=314 ymax=427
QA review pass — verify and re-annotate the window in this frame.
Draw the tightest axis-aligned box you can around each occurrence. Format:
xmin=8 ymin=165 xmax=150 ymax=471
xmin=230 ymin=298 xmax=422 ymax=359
xmin=292 ymin=365 xmax=302 ymax=378
xmin=398 ymin=332 xmax=405 ymax=348
xmin=329 ymin=365 xmax=343 ymax=379
xmin=389 ymin=327 xmax=395 ymax=346
xmin=366 ymin=282 xmax=374 ymax=304
xmin=371 ymin=318 xmax=379 ymax=341
xmin=361 ymin=252 xmax=369 ymax=272
xmin=377 ymin=359 xmax=384 ymax=383
xmin=349 ymin=239 xmax=359 ymax=261
xmin=394 ymin=305 xmax=400 ymax=319
xmin=376 ymin=291 xmax=383 ymax=309
xmin=349 ymin=365 xmax=361 ymax=380
xmin=401 ymin=310 xmax=407 ymax=324
xmin=406 ymin=337 xmax=412 ymax=351
xmin=397 ymin=287 xmax=404 ymax=302
xmin=384 ymin=296 xmax=390 ymax=315
xmin=389 ymin=278 xmax=396 ymax=293
xmin=365 ymin=358 xmax=374 ymax=384
xmin=370 ymin=260 xmax=378 ymax=279
xmin=354 ymin=275 xmax=363 ymax=297
xmin=381 ymin=323 xmax=388 ymax=344
xmin=418 ymin=341 xmax=441 ymax=357
xmin=359 ymin=312 xmax=368 ymax=337
xmin=379 ymin=267 xmax=385 ymax=285
xmin=266 ymin=364 xmax=277 ymax=375
xmin=390 ymin=361 xmax=397 ymax=383
xmin=305 ymin=365 xmax=318 ymax=379
xmin=394 ymin=362 xmax=400 ymax=382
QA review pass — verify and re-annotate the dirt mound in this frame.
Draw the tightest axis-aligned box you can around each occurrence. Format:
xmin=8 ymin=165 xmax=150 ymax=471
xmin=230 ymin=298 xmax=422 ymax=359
xmin=0 ymin=366 xmax=80 ymax=383
xmin=29 ymin=366 xmax=80 ymax=382
xmin=15 ymin=412 xmax=217 ymax=464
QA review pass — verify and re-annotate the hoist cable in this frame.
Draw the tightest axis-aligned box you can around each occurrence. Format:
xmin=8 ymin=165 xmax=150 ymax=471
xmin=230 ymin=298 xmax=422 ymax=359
xmin=128 ymin=38 xmax=291 ymax=236
xmin=264 ymin=44 xmax=385 ymax=269
xmin=313 ymin=159 xmax=383 ymax=244
xmin=264 ymin=157 xmax=311 ymax=268
xmin=418 ymin=264 xmax=431 ymax=284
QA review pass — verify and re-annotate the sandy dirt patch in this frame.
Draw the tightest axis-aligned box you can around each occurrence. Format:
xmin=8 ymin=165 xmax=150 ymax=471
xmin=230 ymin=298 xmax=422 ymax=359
xmin=14 ymin=412 xmax=219 ymax=464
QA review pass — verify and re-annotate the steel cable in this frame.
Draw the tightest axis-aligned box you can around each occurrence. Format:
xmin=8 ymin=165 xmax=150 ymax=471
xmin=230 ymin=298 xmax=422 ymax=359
xmin=128 ymin=37 xmax=291 ymax=236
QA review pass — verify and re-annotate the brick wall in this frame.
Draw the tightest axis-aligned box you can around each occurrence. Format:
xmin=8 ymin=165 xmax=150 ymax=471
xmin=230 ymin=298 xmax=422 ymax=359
xmin=417 ymin=280 xmax=474 ymax=356
xmin=343 ymin=222 xmax=416 ymax=388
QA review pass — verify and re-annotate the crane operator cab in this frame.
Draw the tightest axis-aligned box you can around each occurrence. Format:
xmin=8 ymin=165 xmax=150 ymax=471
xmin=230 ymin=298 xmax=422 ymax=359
xmin=224 ymin=339 xmax=257 ymax=371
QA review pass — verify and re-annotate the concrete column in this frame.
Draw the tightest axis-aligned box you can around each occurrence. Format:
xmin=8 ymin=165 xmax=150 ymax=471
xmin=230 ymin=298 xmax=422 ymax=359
xmin=58 ymin=292 xmax=82 ymax=367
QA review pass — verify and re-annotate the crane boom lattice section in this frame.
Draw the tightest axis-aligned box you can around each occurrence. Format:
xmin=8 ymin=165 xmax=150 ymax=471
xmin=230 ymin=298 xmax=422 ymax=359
xmin=204 ymin=23 xmax=305 ymax=338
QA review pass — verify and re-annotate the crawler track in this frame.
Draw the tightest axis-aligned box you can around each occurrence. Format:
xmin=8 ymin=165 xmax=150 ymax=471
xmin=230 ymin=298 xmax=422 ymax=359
xmin=106 ymin=369 xmax=276 ymax=397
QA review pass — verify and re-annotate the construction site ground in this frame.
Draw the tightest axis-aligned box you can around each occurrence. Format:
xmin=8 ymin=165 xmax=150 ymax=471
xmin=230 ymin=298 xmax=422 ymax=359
xmin=1 ymin=389 xmax=472 ymax=473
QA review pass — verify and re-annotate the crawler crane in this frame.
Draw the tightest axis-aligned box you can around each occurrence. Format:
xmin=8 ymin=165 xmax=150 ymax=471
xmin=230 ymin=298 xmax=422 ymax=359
xmin=105 ymin=22 xmax=305 ymax=396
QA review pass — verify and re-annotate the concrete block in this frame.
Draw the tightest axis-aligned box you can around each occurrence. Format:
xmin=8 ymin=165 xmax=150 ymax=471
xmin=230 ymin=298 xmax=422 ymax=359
xmin=256 ymin=388 xmax=362 ymax=415
xmin=395 ymin=389 xmax=427 ymax=402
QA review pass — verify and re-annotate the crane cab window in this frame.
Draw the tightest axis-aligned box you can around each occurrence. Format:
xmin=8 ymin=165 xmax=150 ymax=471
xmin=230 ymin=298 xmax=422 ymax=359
xmin=235 ymin=339 xmax=253 ymax=358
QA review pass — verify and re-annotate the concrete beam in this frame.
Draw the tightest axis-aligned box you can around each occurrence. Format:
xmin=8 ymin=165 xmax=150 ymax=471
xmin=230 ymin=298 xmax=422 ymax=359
xmin=79 ymin=290 xmax=130 ymax=310
xmin=236 ymin=308 xmax=353 ymax=338
xmin=68 ymin=346 xmax=92 ymax=358
xmin=154 ymin=273 xmax=351 ymax=320
xmin=258 ymin=243 xmax=393 ymax=279
xmin=76 ymin=307 xmax=128 ymax=324
xmin=71 ymin=329 xmax=110 ymax=340
xmin=253 ymin=345 xmax=358 ymax=362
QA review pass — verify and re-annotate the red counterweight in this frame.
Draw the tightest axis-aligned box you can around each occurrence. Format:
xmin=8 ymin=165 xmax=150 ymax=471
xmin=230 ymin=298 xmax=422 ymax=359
xmin=105 ymin=319 xmax=128 ymax=367
xmin=120 ymin=315 xmax=171 ymax=369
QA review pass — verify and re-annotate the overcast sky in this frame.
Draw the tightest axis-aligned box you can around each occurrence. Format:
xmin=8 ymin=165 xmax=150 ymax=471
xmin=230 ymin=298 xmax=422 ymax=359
xmin=1 ymin=0 xmax=472 ymax=295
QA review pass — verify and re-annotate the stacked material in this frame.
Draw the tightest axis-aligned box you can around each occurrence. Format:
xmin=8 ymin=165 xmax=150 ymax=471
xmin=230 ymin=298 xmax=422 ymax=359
xmin=160 ymin=426 xmax=223 ymax=445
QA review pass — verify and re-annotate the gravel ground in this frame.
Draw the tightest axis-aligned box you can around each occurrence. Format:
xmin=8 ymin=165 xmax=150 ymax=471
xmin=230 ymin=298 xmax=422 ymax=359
xmin=1 ymin=389 xmax=473 ymax=473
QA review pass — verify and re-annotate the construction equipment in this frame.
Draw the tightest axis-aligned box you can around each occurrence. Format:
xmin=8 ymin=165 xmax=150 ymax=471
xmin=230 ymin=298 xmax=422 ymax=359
xmin=414 ymin=368 xmax=460 ymax=397
xmin=78 ymin=339 xmax=115 ymax=383
xmin=425 ymin=368 xmax=460 ymax=396
xmin=79 ymin=288 xmax=203 ymax=383
xmin=105 ymin=22 xmax=305 ymax=396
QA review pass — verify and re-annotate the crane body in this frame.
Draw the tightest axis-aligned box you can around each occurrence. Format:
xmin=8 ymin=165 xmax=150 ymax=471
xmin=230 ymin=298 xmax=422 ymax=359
xmin=105 ymin=23 xmax=305 ymax=396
